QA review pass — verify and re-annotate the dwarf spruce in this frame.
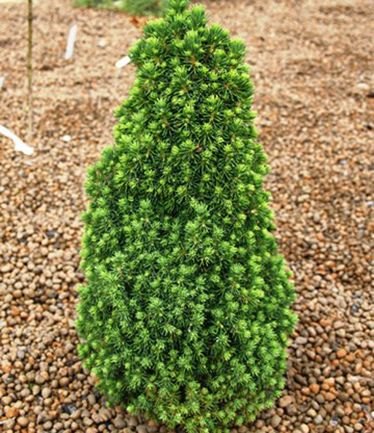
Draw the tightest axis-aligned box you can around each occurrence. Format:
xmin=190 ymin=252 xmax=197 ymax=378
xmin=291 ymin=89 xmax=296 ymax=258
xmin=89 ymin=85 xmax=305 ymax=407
xmin=76 ymin=1 xmax=297 ymax=431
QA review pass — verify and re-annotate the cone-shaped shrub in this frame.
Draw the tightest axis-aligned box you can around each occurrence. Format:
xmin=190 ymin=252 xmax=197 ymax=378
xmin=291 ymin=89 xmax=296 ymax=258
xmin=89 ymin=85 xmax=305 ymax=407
xmin=76 ymin=1 xmax=297 ymax=431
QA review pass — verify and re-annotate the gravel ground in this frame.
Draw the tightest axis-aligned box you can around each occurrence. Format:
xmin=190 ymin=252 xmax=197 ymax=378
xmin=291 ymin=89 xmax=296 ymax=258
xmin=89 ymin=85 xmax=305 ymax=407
xmin=0 ymin=0 xmax=373 ymax=432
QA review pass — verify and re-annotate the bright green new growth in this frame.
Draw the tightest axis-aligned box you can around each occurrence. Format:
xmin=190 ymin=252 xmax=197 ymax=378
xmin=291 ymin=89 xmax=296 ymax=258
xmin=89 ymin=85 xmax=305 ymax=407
xmin=76 ymin=1 xmax=297 ymax=431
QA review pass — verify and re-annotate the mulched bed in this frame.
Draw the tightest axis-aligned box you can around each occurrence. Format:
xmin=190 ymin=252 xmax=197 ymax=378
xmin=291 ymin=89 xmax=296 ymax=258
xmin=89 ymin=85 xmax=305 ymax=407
xmin=0 ymin=0 xmax=373 ymax=432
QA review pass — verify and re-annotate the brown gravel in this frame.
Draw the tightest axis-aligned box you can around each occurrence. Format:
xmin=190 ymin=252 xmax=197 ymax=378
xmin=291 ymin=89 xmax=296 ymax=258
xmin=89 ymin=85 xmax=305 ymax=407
xmin=0 ymin=0 xmax=373 ymax=432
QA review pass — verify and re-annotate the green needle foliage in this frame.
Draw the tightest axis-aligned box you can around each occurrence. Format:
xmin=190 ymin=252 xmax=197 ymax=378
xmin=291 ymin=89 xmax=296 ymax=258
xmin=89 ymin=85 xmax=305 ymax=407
xmin=76 ymin=1 xmax=297 ymax=431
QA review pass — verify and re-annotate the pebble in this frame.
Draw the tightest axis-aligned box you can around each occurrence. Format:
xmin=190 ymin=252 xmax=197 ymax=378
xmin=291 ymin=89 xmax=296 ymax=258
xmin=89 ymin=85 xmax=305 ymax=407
xmin=271 ymin=415 xmax=282 ymax=428
xmin=128 ymin=416 xmax=138 ymax=427
xmin=97 ymin=38 xmax=106 ymax=48
xmin=71 ymin=409 xmax=81 ymax=420
xmin=41 ymin=387 xmax=51 ymax=398
xmin=87 ymin=393 xmax=96 ymax=405
xmin=32 ymin=385 xmax=41 ymax=395
xmin=279 ymin=395 xmax=293 ymax=407
xmin=83 ymin=416 xmax=94 ymax=426
xmin=113 ymin=414 xmax=127 ymax=429
xmin=17 ymin=416 xmax=29 ymax=427
xmin=61 ymin=134 xmax=72 ymax=142
xmin=309 ymin=383 xmax=320 ymax=394
xmin=5 ymin=407 xmax=19 ymax=417
xmin=2 ymin=396 xmax=12 ymax=405
xmin=43 ymin=420 xmax=53 ymax=430
xmin=357 ymin=82 xmax=369 ymax=91
xmin=337 ymin=348 xmax=347 ymax=358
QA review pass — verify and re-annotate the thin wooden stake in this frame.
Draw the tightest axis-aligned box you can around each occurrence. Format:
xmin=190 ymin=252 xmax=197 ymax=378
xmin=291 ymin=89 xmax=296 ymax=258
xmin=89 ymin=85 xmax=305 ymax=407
xmin=27 ymin=0 xmax=33 ymax=142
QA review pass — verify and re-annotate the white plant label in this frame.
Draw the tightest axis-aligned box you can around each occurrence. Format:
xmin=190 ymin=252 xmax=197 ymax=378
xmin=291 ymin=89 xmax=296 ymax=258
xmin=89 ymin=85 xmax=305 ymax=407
xmin=0 ymin=76 xmax=4 ymax=90
xmin=64 ymin=24 xmax=78 ymax=60
xmin=116 ymin=55 xmax=131 ymax=69
xmin=0 ymin=124 xmax=34 ymax=155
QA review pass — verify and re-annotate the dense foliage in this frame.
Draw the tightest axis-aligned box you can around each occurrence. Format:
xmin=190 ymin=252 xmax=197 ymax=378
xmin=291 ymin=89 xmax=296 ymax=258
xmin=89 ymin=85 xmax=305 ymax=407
xmin=76 ymin=0 xmax=297 ymax=431
xmin=74 ymin=0 xmax=167 ymax=16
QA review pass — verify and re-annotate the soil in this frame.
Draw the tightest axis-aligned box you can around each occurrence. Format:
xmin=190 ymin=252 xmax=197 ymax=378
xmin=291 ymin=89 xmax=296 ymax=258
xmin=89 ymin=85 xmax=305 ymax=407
xmin=0 ymin=0 xmax=373 ymax=432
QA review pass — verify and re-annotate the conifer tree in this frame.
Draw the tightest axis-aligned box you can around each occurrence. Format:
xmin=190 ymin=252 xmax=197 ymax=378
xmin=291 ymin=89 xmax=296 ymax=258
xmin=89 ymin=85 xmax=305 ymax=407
xmin=76 ymin=1 xmax=297 ymax=431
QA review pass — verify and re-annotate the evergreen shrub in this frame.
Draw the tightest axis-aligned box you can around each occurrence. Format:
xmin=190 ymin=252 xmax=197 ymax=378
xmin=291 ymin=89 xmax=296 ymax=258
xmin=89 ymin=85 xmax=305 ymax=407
xmin=76 ymin=1 xmax=297 ymax=431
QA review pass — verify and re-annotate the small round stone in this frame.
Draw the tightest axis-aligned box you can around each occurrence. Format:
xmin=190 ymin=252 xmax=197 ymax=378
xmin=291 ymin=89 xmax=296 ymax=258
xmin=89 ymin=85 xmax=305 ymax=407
xmin=17 ymin=417 xmax=29 ymax=427
xmin=271 ymin=415 xmax=282 ymax=428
